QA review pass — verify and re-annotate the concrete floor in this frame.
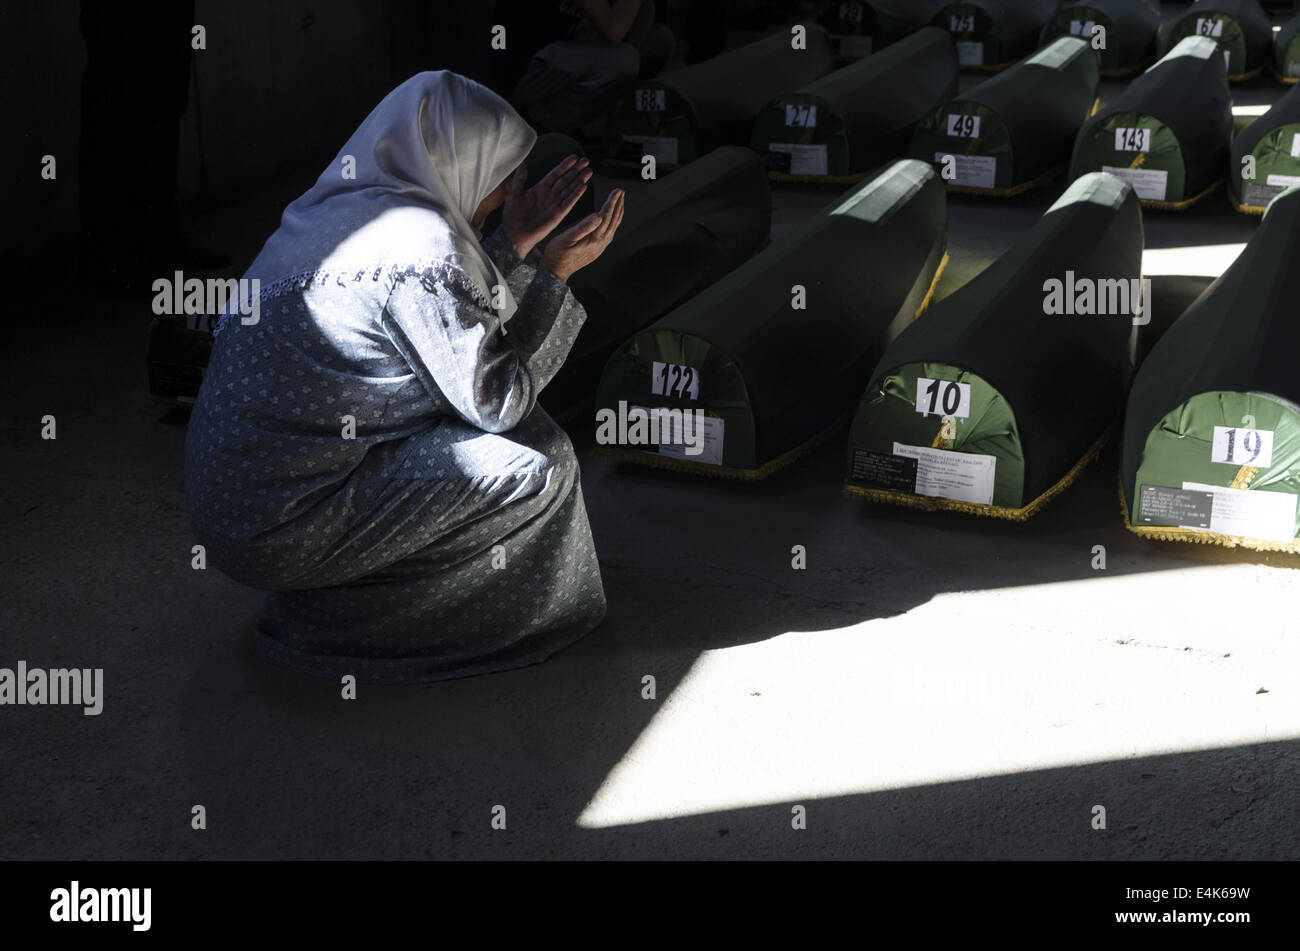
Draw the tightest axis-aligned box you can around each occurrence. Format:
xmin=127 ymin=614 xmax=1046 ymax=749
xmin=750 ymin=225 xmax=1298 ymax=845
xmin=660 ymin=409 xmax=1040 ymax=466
xmin=5 ymin=26 xmax=1300 ymax=861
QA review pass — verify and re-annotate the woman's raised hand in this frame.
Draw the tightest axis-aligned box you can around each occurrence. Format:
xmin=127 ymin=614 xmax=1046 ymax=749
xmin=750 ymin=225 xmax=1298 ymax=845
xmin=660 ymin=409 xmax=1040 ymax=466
xmin=502 ymin=155 xmax=593 ymax=260
xmin=541 ymin=188 xmax=625 ymax=284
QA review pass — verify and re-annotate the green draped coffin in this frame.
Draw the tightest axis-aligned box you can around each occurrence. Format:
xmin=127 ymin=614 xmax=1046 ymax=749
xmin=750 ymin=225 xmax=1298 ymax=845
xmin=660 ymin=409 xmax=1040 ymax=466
xmin=1070 ymin=36 xmax=1232 ymax=210
xmin=594 ymin=159 xmax=948 ymax=479
xmin=751 ymin=27 xmax=958 ymax=182
xmin=1158 ymin=0 xmax=1273 ymax=81
xmin=908 ymin=37 xmax=1099 ymax=195
xmin=816 ymin=0 xmax=948 ymax=59
xmin=846 ymin=172 xmax=1144 ymax=518
xmin=605 ymin=27 xmax=835 ymax=170
xmin=1229 ymin=84 xmax=1300 ymax=214
xmin=545 ymin=147 xmax=771 ymax=415
xmin=1121 ymin=186 xmax=1300 ymax=553
xmin=816 ymin=0 xmax=884 ymax=60
xmin=931 ymin=0 xmax=1059 ymax=70
xmin=1041 ymin=0 xmax=1160 ymax=75
xmin=1277 ymin=14 xmax=1300 ymax=83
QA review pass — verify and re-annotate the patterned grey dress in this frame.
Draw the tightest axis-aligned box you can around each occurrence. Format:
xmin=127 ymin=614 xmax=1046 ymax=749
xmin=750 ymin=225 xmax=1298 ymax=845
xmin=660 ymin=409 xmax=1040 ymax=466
xmin=184 ymin=228 xmax=607 ymax=684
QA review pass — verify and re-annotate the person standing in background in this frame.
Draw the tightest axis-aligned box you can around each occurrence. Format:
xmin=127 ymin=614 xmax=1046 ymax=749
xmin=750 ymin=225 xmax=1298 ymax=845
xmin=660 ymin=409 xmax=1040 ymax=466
xmin=496 ymin=0 xmax=674 ymax=137
xmin=78 ymin=0 xmax=227 ymax=292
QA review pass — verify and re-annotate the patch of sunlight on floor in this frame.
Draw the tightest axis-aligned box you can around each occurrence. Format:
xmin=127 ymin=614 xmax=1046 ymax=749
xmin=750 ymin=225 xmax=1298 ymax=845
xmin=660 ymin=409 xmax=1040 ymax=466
xmin=1143 ymin=243 xmax=1247 ymax=277
xmin=579 ymin=562 xmax=1300 ymax=828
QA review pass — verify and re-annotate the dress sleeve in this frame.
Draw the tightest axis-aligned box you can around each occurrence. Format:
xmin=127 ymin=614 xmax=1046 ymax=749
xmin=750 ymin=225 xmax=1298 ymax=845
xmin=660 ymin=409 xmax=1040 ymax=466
xmin=480 ymin=226 xmax=525 ymax=278
xmin=381 ymin=260 xmax=587 ymax=434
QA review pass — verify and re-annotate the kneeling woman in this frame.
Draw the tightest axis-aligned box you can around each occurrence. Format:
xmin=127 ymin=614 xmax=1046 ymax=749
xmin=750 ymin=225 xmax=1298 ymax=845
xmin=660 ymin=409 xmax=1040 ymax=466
xmin=185 ymin=72 xmax=624 ymax=683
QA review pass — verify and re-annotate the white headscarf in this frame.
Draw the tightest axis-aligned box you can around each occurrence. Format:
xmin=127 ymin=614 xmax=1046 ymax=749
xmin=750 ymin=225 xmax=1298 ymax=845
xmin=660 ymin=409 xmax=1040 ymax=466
xmin=245 ymin=71 xmax=537 ymax=321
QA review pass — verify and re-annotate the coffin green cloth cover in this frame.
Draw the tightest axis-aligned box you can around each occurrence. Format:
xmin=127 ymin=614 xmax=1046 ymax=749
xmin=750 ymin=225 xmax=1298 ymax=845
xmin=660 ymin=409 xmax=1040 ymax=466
xmin=931 ymin=0 xmax=1059 ymax=70
xmin=545 ymin=147 xmax=771 ymax=414
xmin=1158 ymin=0 xmax=1273 ymax=80
xmin=595 ymin=159 xmax=948 ymax=479
xmin=817 ymin=0 xmax=882 ymax=59
xmin=751 ymin=27 xmax=958 ymax=181
xmin=605 ymin=27 xmax=834 ymax=169
xmin=908 ymin=37 xmax=1099 ymax=194
xmin=1277 ymin=14 xmax=1300 ymax=82
xmin=1121 ymin=186 xmax=1300 ymax=553
xmin=817 ymin=0 xmax=947 ymax=56
xmin=1070 ymin=36 xmax=1231 ymax=209
xmin=1041 ymin=0 xmax=1160 ymax=75
xmin=1229 ymin=84 xmax=1300 ymax=213
xmin=846 ymin=172 xmax=1143 ymax=518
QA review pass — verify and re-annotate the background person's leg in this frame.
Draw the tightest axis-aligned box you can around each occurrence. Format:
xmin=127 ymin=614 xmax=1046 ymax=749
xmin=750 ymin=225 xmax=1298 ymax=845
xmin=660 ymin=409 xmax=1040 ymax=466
xmin=637 ymin=23 xmax=676 ymax=79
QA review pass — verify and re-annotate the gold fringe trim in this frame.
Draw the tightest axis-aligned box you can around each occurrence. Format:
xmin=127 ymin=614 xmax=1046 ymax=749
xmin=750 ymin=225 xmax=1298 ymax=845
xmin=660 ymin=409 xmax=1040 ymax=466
xmin=1229 ymin=188 xmax=1268 ymax=216
xmin=596 ymin=409 xmax=852 ymax=481
xmin=912 ymin=251 xmax=948 ymax=321
xmin=1273 ymin=66 xmax=1298 ymax=85
xmin=1119 ymin=476 xmax=1300 ymax=555
xmin=767 ymin=168 xmax=872 ymax=185
xmin=1230 ymin=465 xmax=1259 ymax=490
xmin=1227 ymin=63 xmax=1266 ymax=82
xmin=963 ymin=59 xmax=1016 ymax=73
xmin=1100 ymin=64 xmax=1147 ymax=78
xmin=1137 ymin=176 xmax=1223 ymax=212
xmin=944 ymin=162 xmax=1064 ymax=198
xmin=844 ymin=425 xmax=1113 ymax=521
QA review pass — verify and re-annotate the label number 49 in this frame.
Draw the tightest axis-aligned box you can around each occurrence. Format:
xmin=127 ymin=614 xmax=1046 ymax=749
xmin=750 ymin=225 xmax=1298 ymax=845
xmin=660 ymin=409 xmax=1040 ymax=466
xmin=946 ymin=114 xmax=979 ymax=138
xmin=915 ymin=378 xmax=971 ymax=418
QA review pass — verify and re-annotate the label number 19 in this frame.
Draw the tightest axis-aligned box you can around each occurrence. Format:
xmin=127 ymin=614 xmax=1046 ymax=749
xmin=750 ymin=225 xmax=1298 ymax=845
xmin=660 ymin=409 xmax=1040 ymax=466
xmin=1212 ymin=425 xmax=1273 ymax=467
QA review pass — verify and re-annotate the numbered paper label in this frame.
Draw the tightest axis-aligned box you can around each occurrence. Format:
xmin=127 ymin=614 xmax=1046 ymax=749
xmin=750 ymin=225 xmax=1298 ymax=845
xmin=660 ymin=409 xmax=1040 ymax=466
xmin=1195 ymin=18 xmax=1224 ymax=38
xmin=1114 ymin=127 xmax=1150 ymax=152
xmin=938 ymin=152 xmax=997 ymax=189
xmin=1069 ymin=20 xmax=1096 ymax=38
xmin=657 ymin=414 xmax=724 ymax=466
xmin=769 ymin=143 xmax=828 ymax=176
xmin=946 ymin=114 xmax=980 ymax=138
xmin=955 ymin=41 xmax=983 ymax=65
xmin=915 ymin=378 xmax=971 ymax=418
xmin=651 ymin=361 xmax=700 ymax=400
xmin=1102 ymin=165 xmax=1167 ymax=201
xmin=785 ymin=104 xmax=817 ymax=128
xmin=1211 ymin=426 xmax=1273 ymax=468
xmin=1184 ymin=481 xmax=1297 ymax=542
xmin=635 ymin=89 xmax=665 ymax=112
xmin=838 ymin=2 xmax=864 ymax=23
xmin=622 ymin=134 xmax=678 ymax=165
xmin=950 ymin=14 xmax=975 ymax=32
xmin=894 ymin=443 xmax=996 ymax=506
